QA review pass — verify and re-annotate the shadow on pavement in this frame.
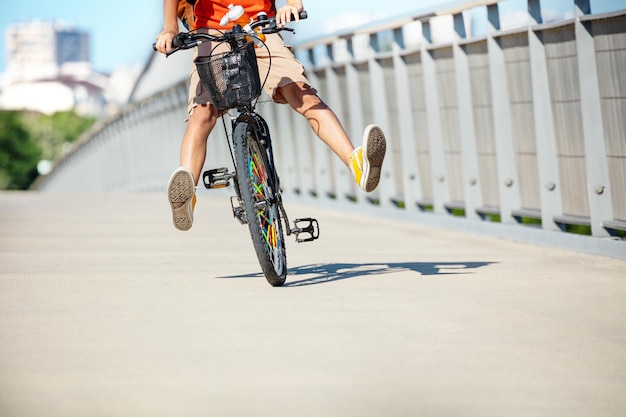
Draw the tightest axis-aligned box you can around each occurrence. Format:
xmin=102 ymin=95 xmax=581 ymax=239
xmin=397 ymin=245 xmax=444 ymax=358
xmin=218 ymin=262 xmax=495 ymax=287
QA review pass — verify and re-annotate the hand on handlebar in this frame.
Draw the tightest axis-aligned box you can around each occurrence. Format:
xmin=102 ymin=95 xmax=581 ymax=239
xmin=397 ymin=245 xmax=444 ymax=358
xmin=275 ymin=5 xmax=302 ymax=27
xmin=155 ymin=29 xmax=178 ymax=54
xmin=153 ymin=32 xmax=193 ymax=55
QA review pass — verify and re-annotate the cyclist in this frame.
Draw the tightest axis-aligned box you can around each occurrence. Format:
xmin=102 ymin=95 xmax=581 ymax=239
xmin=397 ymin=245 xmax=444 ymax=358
xmin=155 ymin=0 xmax=387 ymax=231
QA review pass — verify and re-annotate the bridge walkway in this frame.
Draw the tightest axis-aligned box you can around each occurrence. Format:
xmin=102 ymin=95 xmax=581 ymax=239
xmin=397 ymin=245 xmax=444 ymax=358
xmin=1 ymin=192 xmax=625 ymax=416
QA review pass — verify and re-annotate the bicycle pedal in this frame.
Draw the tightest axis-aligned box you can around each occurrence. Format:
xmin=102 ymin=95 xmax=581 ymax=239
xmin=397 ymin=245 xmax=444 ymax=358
xmin=291 ymin=217 xmax=320 ymax=243
xmin=203 ymin=167 xmax=234 ymax=189
xmin=230 ymin=196 xmax=247 ymax=225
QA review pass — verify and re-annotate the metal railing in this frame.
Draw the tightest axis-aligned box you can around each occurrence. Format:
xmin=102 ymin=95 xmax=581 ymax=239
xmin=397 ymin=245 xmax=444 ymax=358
xmin=37 ymin=0 xmax=626 ymax=258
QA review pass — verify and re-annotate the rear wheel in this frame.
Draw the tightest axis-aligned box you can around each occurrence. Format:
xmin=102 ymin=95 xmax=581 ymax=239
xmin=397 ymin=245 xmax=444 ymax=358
xmin=233 ymin=120 xmax=287 ymax=286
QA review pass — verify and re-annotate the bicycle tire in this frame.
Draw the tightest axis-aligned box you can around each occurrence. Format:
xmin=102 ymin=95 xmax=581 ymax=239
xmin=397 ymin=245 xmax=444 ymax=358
xmin=233 ymin=119 xmax=287 ymax=286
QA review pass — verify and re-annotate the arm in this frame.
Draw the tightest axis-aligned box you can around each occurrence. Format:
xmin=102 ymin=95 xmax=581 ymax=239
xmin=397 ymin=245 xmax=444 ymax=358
xmin=155 ymin=0 xmax=180 ymax=54
xmin=276 ymin=0 xmax=304 ymax=27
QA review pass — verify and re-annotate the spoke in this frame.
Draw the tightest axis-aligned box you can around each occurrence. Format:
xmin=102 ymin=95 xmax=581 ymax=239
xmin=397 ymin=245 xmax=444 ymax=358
xmin=247 ymin=137 xmax=283 ymax=272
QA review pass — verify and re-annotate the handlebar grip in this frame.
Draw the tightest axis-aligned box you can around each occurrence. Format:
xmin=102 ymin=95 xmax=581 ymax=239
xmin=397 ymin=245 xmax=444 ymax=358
xmin=172 ymin=33 xmax=186 ymax=49
xmin=285 ymin=11 xmax=307 ymax=21
xmin=152 ymin=33 xmax=187 ymax=52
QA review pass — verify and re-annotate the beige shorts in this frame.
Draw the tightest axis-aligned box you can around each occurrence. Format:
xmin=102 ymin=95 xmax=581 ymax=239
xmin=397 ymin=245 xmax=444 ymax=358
xmin=187 ymin=30 xmax=312 ymax=116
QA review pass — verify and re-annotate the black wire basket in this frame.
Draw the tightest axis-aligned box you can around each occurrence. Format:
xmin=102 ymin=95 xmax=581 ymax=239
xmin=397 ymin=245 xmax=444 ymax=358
xmin=194 ymin=42 xmax=262 ymax=110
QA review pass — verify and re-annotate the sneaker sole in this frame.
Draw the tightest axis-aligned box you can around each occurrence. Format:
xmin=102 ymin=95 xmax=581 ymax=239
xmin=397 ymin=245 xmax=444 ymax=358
xmin=168 ymin=169 xmax=195 ymax=231
xmin=361 ymin=125 xmax=387 ymax=192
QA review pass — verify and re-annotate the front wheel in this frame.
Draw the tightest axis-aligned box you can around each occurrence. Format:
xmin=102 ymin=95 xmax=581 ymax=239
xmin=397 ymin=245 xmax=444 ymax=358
xmin=233 ymin=120 xmax=287 ymax=286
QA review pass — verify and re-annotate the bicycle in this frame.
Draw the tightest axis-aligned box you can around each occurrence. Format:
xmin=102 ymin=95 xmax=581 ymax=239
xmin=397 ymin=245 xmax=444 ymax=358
xmin=153 ymin=11 xmax=319 ymax=287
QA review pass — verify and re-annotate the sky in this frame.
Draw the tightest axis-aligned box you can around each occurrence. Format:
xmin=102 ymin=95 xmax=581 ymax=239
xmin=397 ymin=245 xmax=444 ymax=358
xmin=1 ymin=0 xmax=625 ymax=75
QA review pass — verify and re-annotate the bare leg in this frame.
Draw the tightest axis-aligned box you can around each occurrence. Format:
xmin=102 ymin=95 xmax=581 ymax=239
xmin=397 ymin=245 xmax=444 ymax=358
xmin=180 ymin=103 xmax=220 ymax=184
xmin=277 ymin=82 xmax=354 ymax=167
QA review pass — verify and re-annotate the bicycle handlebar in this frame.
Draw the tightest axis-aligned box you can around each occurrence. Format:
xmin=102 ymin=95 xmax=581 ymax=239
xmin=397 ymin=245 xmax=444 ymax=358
xmin=153 ymin=11 xmax=307 ymax=56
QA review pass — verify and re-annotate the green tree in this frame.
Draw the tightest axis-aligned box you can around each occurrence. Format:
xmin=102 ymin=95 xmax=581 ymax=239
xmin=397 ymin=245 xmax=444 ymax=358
xmin=0 ymin=110 xmax=96 ymax=190
xmin=22 ymin=110 xmax=96 ymax=161
xmin=0 ymin=111 xmax=42 ymax=190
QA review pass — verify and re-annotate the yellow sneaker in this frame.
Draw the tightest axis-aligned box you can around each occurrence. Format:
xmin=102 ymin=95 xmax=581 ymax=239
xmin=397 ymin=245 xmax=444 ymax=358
xmin=167 ymin=167 xmax=196 ymax=231
xmin=349 ymin=124 xmax=387 ymax=192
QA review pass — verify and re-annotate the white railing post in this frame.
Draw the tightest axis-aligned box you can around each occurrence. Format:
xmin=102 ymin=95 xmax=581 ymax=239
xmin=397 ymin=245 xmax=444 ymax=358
xmin=486 ymin=3 xmax=522 ymax=224
xmin=527 ymin=0 xmax=564 ymax=231
xmin=392 ymin=25 xmax=423 ymax=210
xmin=452 ymin=12 xmax=483 ymax=220
xmin=574 ymin=0 xmax=614 ymax=236
xmin=420 ymin=20 xmax=450 ymax=214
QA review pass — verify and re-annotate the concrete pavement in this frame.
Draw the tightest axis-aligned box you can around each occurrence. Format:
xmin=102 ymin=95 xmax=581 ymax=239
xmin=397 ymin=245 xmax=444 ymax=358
xmin=1 ymin=191 xmax=625 ymax=416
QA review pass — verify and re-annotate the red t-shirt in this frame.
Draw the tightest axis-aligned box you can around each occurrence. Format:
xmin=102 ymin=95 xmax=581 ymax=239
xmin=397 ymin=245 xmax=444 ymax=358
xmin=194 ymin=0 xmax=276 ymax=29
